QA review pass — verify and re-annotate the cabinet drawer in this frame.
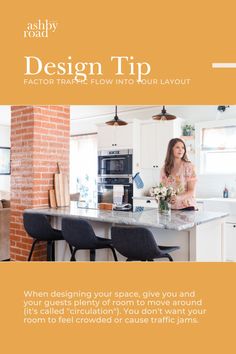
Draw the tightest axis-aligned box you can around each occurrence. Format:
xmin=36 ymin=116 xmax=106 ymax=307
xmin=133 ymin=198 xmax=157 ymax=208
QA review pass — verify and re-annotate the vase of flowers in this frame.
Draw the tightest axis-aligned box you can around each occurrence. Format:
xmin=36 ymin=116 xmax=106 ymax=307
xmin=158 ymin=198 xmax=170 ymax=214
xmin=150 ymin=183 xmax=176 ymax=215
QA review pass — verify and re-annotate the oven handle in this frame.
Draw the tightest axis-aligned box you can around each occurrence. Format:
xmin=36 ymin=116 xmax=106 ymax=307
xmin=99 ymin=184 xmax=131 ymax=187
xmin=102 ymin=157 xmax=126 ymax=161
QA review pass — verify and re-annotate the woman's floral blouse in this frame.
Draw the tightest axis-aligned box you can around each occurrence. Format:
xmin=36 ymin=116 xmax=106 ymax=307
xmin=160 ymin=161 xmax=197 ymax=209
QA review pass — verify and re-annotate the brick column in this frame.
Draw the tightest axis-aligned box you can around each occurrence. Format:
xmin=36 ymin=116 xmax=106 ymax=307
xmin=10 ymin=106 xmax=70 ymax=261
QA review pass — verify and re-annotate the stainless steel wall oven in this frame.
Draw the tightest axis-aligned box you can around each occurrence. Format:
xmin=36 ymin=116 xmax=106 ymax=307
xmin=97 ymin=176 xmax=133 ymax=205
xmin=98 ymin=149 xmax=132 ymax=177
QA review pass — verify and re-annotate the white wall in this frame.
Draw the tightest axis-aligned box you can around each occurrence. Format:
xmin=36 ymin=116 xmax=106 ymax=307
xmin=0 ymin=125 xmax=10 ymax=193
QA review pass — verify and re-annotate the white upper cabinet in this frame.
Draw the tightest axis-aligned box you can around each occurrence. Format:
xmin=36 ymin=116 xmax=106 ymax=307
xmin=140 ymin=123 xmax=157 ymax=168
xmin=140 ymin=119 xmax=182 ymax=169
xmin=98 ymin=124 xmax=133 ymax=149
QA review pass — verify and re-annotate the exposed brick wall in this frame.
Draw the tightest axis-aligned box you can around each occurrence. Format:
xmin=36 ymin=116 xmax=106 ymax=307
xmin=10 ymin=106 xmax=70 ymax=261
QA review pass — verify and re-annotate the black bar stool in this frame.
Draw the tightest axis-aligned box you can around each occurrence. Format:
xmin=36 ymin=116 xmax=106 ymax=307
xmin=23 ymin=212 xmax=70 ymax=261
xmin=61 ymin=217 xmax=118 ymax=262
xmin=111 ymin=226 xmax=180 ymax=261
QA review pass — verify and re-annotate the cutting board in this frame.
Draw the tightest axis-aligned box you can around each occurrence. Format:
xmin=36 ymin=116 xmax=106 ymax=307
xmin=54 ymin=163 xmax=70 ymax=207
xmin=63 ymin=174 xmax=70 ymax=206
xmin=49 ymin=189 xmax=57 ymax=208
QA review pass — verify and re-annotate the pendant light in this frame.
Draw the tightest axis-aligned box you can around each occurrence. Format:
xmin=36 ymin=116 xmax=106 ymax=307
xmin=105 ymin=106 xmax=128 ymax=126
xmin=152 ymin=106 xmax=176 ymax=120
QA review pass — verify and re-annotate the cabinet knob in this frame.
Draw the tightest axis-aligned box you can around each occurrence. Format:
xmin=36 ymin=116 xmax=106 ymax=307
xmin=233 ymin=225 xmax=236 ymax=228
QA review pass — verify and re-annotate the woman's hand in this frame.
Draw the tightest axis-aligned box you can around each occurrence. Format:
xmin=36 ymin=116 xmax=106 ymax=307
xmin=170 ymin=195 xmax=177 ymax=204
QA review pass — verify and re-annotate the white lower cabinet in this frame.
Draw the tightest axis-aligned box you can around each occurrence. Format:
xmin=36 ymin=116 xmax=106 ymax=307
xmin=202 ymin=200 xmax=236 ymax=262
xmin=224 ymin=222 xmax=236 ymax=261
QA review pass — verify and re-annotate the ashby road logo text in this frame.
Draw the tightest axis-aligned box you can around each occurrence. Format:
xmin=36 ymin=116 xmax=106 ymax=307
xmin=23 ymin=19 xmax=58 ymax=38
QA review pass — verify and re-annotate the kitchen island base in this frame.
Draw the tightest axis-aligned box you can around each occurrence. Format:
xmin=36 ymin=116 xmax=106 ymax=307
xmin=55 ymin=218 xmax=224 ymax=262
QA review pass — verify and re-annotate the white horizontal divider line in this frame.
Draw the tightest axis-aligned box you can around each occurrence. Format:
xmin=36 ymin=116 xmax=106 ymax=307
xmin=212 ymin=63 xmax=236 ymax=68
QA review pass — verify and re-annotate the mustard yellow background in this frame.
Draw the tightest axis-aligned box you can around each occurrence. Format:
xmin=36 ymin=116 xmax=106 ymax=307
xmin=1 ymin=0 xmax=236 ymax=104
xmin=1 ymin=1 xmax=236 ymax=353
xmin=1 ymin=263 xmax=235 ymax=354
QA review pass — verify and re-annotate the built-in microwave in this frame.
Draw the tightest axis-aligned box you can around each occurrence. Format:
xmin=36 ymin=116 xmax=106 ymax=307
xmin=98 ymin=149 xmax=133 ymax=176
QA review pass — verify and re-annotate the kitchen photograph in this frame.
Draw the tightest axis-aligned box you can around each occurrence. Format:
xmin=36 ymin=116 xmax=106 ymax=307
xmin=0 ymin=105 xmax=236 ymax=262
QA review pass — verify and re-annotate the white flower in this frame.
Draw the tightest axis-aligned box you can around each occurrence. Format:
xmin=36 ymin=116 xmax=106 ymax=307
xmin=151 ymin=183 xmax=177 ymax=202
xmin=161 ymin=187 xmax=167 ymax=197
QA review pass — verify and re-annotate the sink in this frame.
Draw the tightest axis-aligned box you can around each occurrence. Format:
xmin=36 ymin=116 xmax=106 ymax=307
xmin=207 ymin=198 xmax=236 ymax=202
xmin=203 ymin=198 xmax=236 ymax=215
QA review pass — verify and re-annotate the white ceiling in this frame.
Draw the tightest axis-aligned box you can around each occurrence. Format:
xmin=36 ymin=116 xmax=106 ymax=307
xmin=1 ymin=105 xmax=236 ymax=135
xmin=70 ymin=105 xmax=236 ymax=135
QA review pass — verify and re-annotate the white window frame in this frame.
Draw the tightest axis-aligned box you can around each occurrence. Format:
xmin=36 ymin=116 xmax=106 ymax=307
xmin=195 ymin=118 xmax=236 ymax=176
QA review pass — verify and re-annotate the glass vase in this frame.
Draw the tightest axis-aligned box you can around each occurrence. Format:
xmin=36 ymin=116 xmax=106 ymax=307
xmin=158 ymin=199 xmax=171 ymax=215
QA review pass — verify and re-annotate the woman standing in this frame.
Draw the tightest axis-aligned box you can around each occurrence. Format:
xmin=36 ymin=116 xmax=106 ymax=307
xmin=160 ymin=138 xmax=197 ymax=210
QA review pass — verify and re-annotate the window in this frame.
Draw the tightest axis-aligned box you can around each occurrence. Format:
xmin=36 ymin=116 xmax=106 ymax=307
xmin=202 ymin=126 xmax=236 ymax=150
xmin=70 ymin=134 xmax=98 ymax=203
xmin=200 ymin=125 xmax=236 ymax=174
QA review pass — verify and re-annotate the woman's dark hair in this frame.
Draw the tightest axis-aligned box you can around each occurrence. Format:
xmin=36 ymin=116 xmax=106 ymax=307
xmin=164 ymin=138 xmax=189 ymax=177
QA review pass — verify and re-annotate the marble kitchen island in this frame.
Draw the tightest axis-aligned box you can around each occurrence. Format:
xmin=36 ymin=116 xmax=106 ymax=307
xmin=25 ymin=203 xmax=228 ymax=262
